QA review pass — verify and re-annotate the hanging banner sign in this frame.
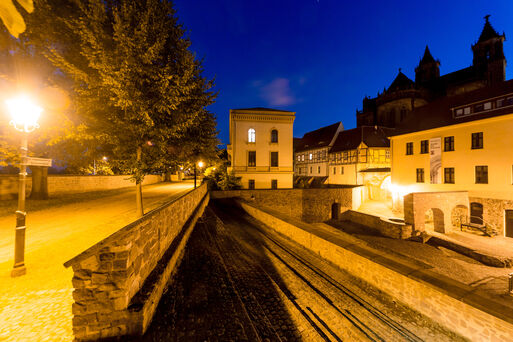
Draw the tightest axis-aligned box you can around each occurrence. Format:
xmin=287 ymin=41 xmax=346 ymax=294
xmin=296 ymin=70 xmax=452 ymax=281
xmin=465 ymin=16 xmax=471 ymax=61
xmin=429 ymin=137 xmax=442 ymax=184
xmin=23 ymin=157 xmax=52 ymax=167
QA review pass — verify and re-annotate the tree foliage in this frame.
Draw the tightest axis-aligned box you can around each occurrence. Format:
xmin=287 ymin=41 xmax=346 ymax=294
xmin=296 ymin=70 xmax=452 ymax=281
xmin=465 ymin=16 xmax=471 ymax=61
xmin=17 ymin=0 xmax=218 ymax=180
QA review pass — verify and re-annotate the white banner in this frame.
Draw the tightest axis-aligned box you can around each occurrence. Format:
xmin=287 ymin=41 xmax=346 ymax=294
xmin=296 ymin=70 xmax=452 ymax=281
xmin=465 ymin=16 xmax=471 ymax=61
xmin=429 ymin=137 xmax=441 ymax=184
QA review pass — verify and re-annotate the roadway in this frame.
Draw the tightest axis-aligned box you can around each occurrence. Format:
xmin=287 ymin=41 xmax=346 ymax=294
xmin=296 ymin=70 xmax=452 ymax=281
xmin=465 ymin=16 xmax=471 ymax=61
xmin=0 ymin=180 xmax=193 ymax=342
xmin=141 ymin=199 xmax=465 ymax=341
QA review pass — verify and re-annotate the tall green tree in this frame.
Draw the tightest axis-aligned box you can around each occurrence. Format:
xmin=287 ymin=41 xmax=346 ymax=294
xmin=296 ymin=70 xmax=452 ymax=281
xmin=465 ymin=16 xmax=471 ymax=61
xmin=23 ymin=0 xmax=217 ymax=215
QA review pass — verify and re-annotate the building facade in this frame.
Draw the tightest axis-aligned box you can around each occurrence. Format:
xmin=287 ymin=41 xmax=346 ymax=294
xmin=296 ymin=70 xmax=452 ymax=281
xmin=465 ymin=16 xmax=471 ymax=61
xmin=227 ymin=107 xmax=295 ymax=189
xmin=294 ymin=122 xmax=343 ymax=178
xmin=390 ymin=81 xmax=513 ymax=237
xmin=328 ymin=126 xmax=392 ymax=201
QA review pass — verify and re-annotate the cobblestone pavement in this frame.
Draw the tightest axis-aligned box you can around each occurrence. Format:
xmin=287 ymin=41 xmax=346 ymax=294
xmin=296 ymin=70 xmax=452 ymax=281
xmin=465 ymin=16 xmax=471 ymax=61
xmin=141 ymin=199 xmax=467 ymax=341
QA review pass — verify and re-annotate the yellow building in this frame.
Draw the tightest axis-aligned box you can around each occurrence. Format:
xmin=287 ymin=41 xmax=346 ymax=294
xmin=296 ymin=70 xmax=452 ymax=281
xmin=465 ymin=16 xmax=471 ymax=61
xmin=328 ymin=126 xmax=392 ymax=201
xmin=390 ymin=81 xmax=513 ymax=237
xmin=294 ymin=122 xmax=343 ymax=179
xmin=227 ymin=107 xmax=295 ymax=189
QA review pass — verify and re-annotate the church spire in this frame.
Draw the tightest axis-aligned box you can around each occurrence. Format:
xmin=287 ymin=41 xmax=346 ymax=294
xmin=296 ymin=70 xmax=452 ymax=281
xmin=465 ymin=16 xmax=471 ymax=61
xmin=415 ymin=45 xmax=440 ymax=84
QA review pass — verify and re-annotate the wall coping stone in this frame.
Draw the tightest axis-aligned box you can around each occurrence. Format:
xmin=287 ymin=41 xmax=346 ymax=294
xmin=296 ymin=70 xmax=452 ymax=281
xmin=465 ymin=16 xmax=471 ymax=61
xmin=238 ymin=200 xmax=513 ymax=327
xmin=64 ymin=183 xmax=206 ymax=268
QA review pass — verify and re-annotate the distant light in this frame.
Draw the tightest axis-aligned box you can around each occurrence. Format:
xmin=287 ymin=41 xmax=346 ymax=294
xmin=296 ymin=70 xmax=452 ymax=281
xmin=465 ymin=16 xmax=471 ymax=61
xmin=198 ymin=161 xmax=204 ymax=168
xmin=102 ymin=156 xmax=108 ymax=161
xmin=6 ymin=95 xmax=43 ymax=133
xmin=213 ymin=167 xmax=216 ymax=171
xmin=180 ymin=166 xmax=183 ymax=170
xmin=147 ymin=141 xmax=153 ymax=146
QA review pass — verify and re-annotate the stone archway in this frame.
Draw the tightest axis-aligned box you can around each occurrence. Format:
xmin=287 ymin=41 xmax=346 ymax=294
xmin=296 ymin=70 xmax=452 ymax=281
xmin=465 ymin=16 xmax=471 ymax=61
xmin=404 ymin=191 xmax=469 ymax=235
xmin=451 ymin=204 xmax=469 ymax=230
xmin=331 ymin=202 xmax=340 ymax=220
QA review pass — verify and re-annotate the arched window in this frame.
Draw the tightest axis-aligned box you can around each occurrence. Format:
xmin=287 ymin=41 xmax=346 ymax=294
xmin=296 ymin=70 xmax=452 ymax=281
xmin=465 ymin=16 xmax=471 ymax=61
xmin=271 ymin=129 xmax=278 ymax=143
xmin=248 ymin=128 xmax=255 ymax=143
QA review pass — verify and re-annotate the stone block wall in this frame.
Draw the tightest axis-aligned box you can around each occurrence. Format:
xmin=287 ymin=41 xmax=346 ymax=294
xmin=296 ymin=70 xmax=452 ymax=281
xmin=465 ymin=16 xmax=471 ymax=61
xmin=64 ymin=183 xmax=208 ymax=341
xmin=0 ymin=174 xmax=163 ymax=199
xmin=211 ymin=186 xmax=357 ymax=223
xmin=340 ymin=210 xmax=413 ymax=239
xmin=404 ymin=191 xmax=469 ymax=234
xmin=469 ymin=197 xmax=513 ymax=236
xmin=240 ymin=201 xmax=513 ymax=341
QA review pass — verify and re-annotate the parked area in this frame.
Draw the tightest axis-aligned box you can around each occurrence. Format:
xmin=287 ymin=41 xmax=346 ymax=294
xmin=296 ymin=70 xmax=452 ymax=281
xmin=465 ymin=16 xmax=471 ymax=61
xmin=139 ymin=199 xmax=464 ymax=341
xmin=0 ymin=181 xmax=193 ymax=342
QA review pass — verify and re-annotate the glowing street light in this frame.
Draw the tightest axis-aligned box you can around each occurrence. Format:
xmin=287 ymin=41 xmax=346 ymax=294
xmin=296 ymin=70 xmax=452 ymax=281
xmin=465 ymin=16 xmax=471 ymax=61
xmin=6 ymin=95 xmax=43 ymax=277
xmin=102 ymin=156 xmax=108 ymax=161
xmin=194 ymin=161 xmax=204 ymax=189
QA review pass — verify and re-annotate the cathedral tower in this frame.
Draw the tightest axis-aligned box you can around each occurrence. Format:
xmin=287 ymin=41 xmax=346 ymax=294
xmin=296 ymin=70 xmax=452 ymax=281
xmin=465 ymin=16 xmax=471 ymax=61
xmin=472 ymin=15 xmax=506 ymax=85
xmin=415 ymin=45 xmax=440 ymax=85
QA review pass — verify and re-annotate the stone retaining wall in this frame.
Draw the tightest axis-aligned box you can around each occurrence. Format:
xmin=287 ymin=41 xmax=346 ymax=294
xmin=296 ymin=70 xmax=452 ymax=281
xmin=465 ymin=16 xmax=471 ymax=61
xmin=340 ymin=210 xmax=413 ymax=239
xmin=211 ymin=186 xmax=360 ymax=223
xmin=469 ymin=197 xmax=513 ymax=236
xmin=0 ymin=174 xmax=164 ymax=199
xmin=239 ymin=201 xmax=513 ymax=341
xmin=64 ymin=183 xmax=208 ymax=341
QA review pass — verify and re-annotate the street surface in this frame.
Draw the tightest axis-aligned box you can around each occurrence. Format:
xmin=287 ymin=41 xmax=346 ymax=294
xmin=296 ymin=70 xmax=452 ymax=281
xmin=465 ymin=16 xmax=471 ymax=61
xmin=141 ymin=199 xmax=465 ymax=342
xmin=0 ymin=181 xmax=193 ymax=342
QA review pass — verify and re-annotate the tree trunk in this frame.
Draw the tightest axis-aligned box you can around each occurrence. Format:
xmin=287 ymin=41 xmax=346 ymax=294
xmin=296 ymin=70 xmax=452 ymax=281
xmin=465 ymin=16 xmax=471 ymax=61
xmin=136 ymin=146 xmax=144 ymax=217
xmin=29 ymin=166 xmax=49 ymax=200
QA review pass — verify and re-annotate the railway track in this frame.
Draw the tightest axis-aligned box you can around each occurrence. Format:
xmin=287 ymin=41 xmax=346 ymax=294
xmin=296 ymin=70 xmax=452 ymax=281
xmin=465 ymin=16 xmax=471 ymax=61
xmin=208 ymin=200 xmax=464 ymax=342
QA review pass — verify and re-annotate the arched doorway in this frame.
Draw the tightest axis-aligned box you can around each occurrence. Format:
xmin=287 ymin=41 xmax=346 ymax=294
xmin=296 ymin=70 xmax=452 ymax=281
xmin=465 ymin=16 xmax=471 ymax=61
xmin=380 ymin=175 xmax=392 ymax=201
xmin=425 ymin=208 xmax=445 ymax=233
xmin=470 ymin=202 xmax=484 ymax=225
xmin=331 ymin=202 xmax=340 ymax=220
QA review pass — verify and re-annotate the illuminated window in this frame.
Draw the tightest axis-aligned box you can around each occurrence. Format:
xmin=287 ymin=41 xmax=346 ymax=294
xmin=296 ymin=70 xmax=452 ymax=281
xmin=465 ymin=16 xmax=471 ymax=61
xmin=248 ymin=151 xmax=256 ymax=167
xmin=309 ymin=153 xmax=312 ymax=160
xmin=297 ymin=155 xmax=300 ymax=161
xmin=248 ymin=128 xmax=255 ymax=143
xmin=416 ymin=168 xmax=424 ymax=183
xmin=406 ymin=142 xmax=413 ymax=155
xmin=475 ymin=166 xmax=488 ymax=184
xmin=471 ymin=132 xmax=483 ymax=149
xmin=444 ymin=136 xmax=454 ymax=151
xmin=301 ymin=155 xmax=304 ymax=161
xmin=385 ymin=150 xmax=390 ymax=160
xmin=271 ymin=129 xmax=278 ymax=143
xmin=444 ymin=167 xmax=455 ymax=184
xmin=420 ymin=140 xmax=428 ymax=154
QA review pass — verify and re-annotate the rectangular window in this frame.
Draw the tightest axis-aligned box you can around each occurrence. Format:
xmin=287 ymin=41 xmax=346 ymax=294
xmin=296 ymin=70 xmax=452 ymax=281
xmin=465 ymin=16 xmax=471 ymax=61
xmin=420 ymin=140 xmax=429 ymax=154
xmin=309 ymin=153 xmax=312 ymax=160
xmin=416 ymin=168 xmax=424 ymax=183
xmin=270 ymin=152 xmax=278 ymax=167
xmin=385 ymin=150 xmax=390 ymax=160
xmin=406 ymin=142 xmax=413 ymax=155
xmin=474 ymin=103 xmax=484 ymax=112
xmin=444 ymin=136 xmax=454 ymax=151
xmin=483 ymin=102 xmax=492 ymax=110
xmin=310 ymin=166 xmax=312 ymax=173
xmin=455 ymin=108 xmax=464 ymax=116
xmin=463 ymin=106 xmax=471 ymax=115
xmin=248 ymin=151 xmax=256 ymax=167
xmin=318 ymin=166 xmax=321 ymax=174
xmin=248 ymin=179 xmax=255 ymax=189
xmin=333 ymin=167 xmax=336 ymax=174
xmin=444 ymin=167 xmax=455 ymax=184
xmin=471 ymin=132 xmax=483 ymax=149
xmin=340 ymin=166 xmax=344 ymax=175
xmin=475 ymin=166 xmax=488 ymax=184
xmin=297 ymin=155 xmax=300 ymax=161
xmin=343 ymin=152 xmax=348 ymax=162
xmin=271 ymin=179 xmax=277 ymax=189
xmin=301 ymin=155 xmax=304 ymax=161
xmin=497 ymin=98 xmax=505 ymax=108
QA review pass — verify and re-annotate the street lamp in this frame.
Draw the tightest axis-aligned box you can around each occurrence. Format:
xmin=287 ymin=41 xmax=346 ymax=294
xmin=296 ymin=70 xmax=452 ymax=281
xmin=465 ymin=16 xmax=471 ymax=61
xmin=194 ymin=161 xmax=204 ymax=189
xmin=6 ymin=95 xmax=43 ymax=277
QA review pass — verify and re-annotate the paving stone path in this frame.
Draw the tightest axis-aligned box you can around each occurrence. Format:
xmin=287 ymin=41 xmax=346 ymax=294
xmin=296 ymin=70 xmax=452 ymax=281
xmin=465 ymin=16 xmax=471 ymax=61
xmin=141 ymin=200 xmax=466 ymax=341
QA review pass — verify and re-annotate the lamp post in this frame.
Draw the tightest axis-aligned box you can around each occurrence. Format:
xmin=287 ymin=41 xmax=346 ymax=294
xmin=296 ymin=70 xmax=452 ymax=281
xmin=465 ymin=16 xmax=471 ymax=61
xmin=194 ymin=161 xmax=204 ymax=189
xmin=6 ymin=95 xmax=42 ymax=277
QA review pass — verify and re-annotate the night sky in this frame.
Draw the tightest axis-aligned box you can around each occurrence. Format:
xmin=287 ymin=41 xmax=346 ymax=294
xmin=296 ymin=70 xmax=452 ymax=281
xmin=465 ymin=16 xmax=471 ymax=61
xmin=173 ymin=0 xmax=513 ymax=145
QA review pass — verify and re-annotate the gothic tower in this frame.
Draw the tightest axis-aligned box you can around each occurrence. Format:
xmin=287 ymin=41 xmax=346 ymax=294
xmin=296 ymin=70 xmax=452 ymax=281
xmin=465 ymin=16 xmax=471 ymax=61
xmin=415 ymin=45 xmax=440 ymax=85
xmin=472 ymin=15 xmax=506 ymax=85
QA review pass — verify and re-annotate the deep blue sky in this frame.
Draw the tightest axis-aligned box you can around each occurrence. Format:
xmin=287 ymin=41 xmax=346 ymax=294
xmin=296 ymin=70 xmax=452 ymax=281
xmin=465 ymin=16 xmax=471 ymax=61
xmin=173 ymin=0 xmax=513 ymax=145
